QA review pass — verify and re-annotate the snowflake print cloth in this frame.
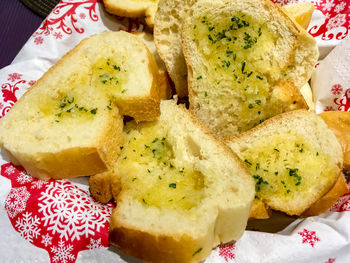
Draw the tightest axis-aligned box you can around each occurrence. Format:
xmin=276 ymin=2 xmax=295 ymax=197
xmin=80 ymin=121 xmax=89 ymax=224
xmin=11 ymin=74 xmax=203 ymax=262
xmin=311 ymin=37 xmax=350 ymax=113
xmin=0 ymin=0 xmax=349 ymax=263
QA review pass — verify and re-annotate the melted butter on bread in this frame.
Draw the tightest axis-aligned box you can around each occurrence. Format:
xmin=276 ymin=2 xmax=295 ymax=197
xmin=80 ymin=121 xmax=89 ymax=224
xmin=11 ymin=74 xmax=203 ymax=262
xmin=118 ymin=122 xmax=206 ymax=210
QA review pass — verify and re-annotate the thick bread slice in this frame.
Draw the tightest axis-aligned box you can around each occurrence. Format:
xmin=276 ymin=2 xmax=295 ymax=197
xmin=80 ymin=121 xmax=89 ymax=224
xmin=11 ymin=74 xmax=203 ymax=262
xmin=109 ymin=100 xmax=255 ymax=263
xmin=226 ymin=110 xmax=343 ymax=216
xmin=0 ymin=31 xmax=160 ymax=180
xmin=133 ymin=32 xmax=173 ymax=100
xmin=182 ymin=0 xmax=318 ymax=137
xmin=154 ymin=0 xmax=318 ymax=99
xmin=103 ymin=0 xmax=158 ymax=27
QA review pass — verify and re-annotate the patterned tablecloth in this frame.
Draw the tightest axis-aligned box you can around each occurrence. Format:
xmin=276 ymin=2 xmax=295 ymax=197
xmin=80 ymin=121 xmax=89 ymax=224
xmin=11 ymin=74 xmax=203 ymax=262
xmin=0 ymin=0 xmax=349 ymax=262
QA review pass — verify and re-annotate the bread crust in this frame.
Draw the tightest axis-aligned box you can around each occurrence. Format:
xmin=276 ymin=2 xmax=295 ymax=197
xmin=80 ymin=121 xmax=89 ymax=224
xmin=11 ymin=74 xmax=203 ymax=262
xmin=319 ymin=111 xmax=350 ymax=173
xmin=0 ymin=31 xmax=161 ymax=180
xmin=226 ymin=110 xmax=343 ymax=216
xmin=108 ymin=100 xmax=255 ymax=262
xmin=103 ymin=0 xmax=157 ymax=27
xmin=109 ymin=206 xmax=212 ymax=263
xmin=249 ymin=199 xmax=271 ymax=220
xmin=302 ymin=174 xmax=348 ymax=217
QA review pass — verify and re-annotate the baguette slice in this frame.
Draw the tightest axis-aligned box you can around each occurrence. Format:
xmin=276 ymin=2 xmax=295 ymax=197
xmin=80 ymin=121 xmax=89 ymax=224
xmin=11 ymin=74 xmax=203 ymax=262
xmin=103 ymin=0 xmax=158 ymax=28
xmin=182 ymin=0 xmax=318 ymax=137
xmin=109 ymin=99 xmax=255 ymax=263
xmin=226 ymin=110 xmax=343 ymax=216
xmin=154 ymin=0 xmax=318 ymax=98
xmin=0 ymin=31 xmax=161 ymax=180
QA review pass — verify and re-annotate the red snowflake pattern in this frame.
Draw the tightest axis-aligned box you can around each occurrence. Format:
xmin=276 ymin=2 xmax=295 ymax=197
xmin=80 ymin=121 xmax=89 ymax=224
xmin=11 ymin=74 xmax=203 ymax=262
xmin=53 ymin=32 xmax=63 ymax=39
xmin=0 ymin=163 xmax=114 ymax=263
xmin=330 ymin=179 xmax=350 ymax=212
xmin=37 ymin=0 xmax=99 ymax=37
xmin=0 ymin=102 xmax=3 ymax=110
xmin=325 ymin=258 xmax=336 ymax=263
xmin=326 ymin=14 xmax=347 ymax=31
xmin=218 ymin=242 xmax=236 ymax=262
xmin=331 ymin=84 xmax=343 ymax=95
xmin=334 ymin=89 xmax=350 ymax=111
xmin=7 ymin=73 xmax=22 ymax=82
xmin=79 ymin=13 xmax=86 ymax=19
xmin=324 ymin=106 xmax=335 ymax=111
xmin=298 ymin=229 xmax=321 ymax=247
xmin=309 ymin=0 xmax=349 ymax=41
xmin=34 ymin=36 xmax=44 ymax=45
xmin=28 ymin=80 xmax=36 ymax=86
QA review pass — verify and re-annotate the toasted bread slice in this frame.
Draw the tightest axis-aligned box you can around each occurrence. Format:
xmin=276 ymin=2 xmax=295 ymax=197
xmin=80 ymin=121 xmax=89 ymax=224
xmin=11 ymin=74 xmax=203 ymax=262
xmin=0 ymin=31 xmax=161 ymax=179
xmin=282 ymin=2 xmax=315 ymax=30
xmin=134 ymin=32 xmax=173 ymax=100
xmin=154 ymin=0 xmax=318 ymax=98
xmin=226 ymin=110 xmax=343 ymax=216
xmin=109 ymin=100 xmax=255 ymax=263
xmin=103 ymin=0 xmax=158 ymax=28
xmin=319 ymin=111 xmax=350 ymax=173
xmin=249 ymin=173 xmax=348 ymax=220
xmin=182 ymin=0 xmax=318 ymax=137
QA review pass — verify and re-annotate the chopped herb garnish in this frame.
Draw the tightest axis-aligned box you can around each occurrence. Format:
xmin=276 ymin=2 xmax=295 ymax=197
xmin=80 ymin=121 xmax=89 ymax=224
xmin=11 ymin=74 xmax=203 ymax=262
xmin=241 ymin=61 xmax=246 ymax=74
xmin=192 ymin=248 xmax=202 ymax=257
xmin=197 ymin=75 xmax=203 ymax=80
xmin=169 ymin=183 xmax=176 ymax=188
xmin=244 ymin=159 xmax=252 ymax=166
xmin=113 ymin=65 xmax=121 ymax=71
xmin=90 ymin=108 xmax=97 ymax=114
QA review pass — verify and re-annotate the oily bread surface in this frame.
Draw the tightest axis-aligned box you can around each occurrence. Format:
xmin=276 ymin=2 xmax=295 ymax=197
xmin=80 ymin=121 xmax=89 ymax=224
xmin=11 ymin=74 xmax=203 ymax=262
xmin=227 ymin=110 xmax=343 ymax=216
xmin=182 ymin=0 xmax=314 ymax=137
xmin=154 ymin=0 xmax=318 ymax=98
xmin=109 ymin=100 xmax=255 ymax=263
xmin=0 ymin=31 xmax=160 ymax=179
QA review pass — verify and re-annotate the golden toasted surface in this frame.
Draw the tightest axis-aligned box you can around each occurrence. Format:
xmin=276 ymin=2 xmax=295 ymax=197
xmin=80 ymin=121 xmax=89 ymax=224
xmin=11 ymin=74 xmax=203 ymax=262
xmin=227 ymin=110 xmax=343 ymax=216
xmin=319 ymin=111 xmax=350 ymax=173
xmin=182 ymin=0 xmax=318 ymax=137
xmin=0 ymin=31 xmax=161 ymax=179
xmin=109 ymin=100 xmax=255 ymax=263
